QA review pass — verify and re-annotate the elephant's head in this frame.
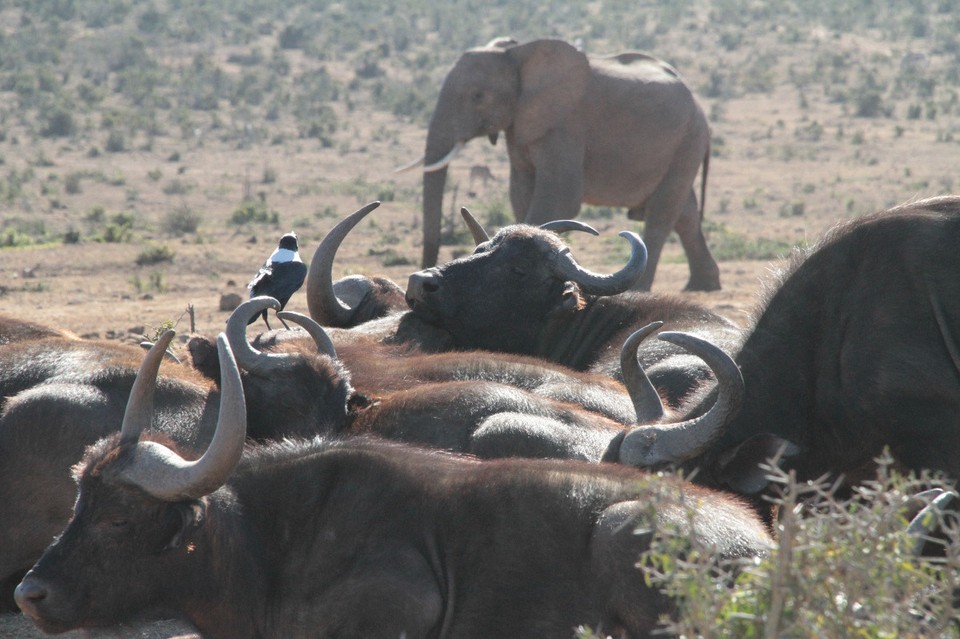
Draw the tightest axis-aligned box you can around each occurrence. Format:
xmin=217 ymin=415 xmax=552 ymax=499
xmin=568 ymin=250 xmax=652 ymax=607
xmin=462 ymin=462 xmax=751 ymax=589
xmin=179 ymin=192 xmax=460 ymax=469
xmin=404 ymin=38 xmax=590 ymax=268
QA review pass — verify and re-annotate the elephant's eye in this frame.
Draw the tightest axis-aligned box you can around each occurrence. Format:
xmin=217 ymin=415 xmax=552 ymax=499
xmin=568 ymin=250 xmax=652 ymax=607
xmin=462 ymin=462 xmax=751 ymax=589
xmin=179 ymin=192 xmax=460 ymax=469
xmin=471 ymin=90 xmax=484 ymax=104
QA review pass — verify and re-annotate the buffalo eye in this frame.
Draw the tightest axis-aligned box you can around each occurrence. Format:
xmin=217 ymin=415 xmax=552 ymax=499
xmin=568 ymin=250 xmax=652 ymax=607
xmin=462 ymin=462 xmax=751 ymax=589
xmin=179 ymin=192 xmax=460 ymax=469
xmin=98 ymin=518 xmax=130 ymax=534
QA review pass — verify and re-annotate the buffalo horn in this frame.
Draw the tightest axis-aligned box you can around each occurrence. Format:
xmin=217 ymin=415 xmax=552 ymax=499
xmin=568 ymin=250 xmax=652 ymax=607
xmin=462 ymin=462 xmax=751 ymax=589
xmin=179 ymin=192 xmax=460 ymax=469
xmin=226 ymin=297 xmax=291 ymax=374
xmin=620 ymin=322 xmax=666 ymax=424
xmin=120 ymin=330 xmax=176 ymax=447
xmin=306 ymin=201 xmax=381 ymax=327
xmin=548 ymin=231 xmax=648 ymax=295
xmin=905 ymin=488 xmax=957 ymax=556
xmin=118 ymin=333 xmax=247 ymax=501
xmin=423 ymin=141 xmax=465 ymax=173
xmin=619 ymin=331 xmax=744 ymax=467
xmin=460 ymin=207 xmax=490 ymax=244
xmin=277 ymin=311 xmax=337 ymax=359
xmin=538 ymin=220 xmax=600 ymax=236
xmin=139 ymin=341 xmax=182 ymax=364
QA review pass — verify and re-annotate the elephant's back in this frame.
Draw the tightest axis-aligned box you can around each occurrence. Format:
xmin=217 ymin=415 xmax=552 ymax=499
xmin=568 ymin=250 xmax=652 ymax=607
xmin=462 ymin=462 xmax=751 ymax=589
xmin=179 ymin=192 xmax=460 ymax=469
xmin=591 ymin=52 xmax=681 ymax=83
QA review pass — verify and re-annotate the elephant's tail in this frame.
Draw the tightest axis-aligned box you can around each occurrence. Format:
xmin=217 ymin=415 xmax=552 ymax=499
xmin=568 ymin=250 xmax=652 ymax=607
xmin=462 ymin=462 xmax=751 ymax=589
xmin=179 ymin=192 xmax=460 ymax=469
xmin=699 ymin=139 xmax=710 ymax=220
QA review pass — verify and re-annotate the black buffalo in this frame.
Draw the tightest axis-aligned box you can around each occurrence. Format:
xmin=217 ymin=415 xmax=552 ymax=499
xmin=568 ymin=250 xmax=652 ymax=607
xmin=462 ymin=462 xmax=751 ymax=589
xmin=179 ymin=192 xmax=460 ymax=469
xmin=305 ymin=201 xmax=409 ymax=328
xmin=0 ymin=310 xmax=347 ymax=613
xmin=404 ymin=218 xmax=742 ymax=405
xmin=614 ymin=196 xmax=960 ymax=505
xmin=221 ymin=297 xmax=744 ymax=464
xmin=0 ymin=295 xmax=744 ymax=614
xmin=300 ymin=203 xmax=739 ymax=409
xmin=16 ymin=333 xmax=772 ymax=638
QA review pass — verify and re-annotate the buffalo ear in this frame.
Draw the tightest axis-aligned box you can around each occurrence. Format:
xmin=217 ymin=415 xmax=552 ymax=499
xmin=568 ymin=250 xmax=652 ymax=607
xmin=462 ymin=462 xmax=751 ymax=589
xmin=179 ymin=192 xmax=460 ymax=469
xmin=547 ymin=282 xmax=585 ymax=317
xmin=165 ymin=501 xmax=206 ymax=551
xmin=187 ymin=337 xmax=221 ymax=382
xmin=715 ymin=434 xmax=800 ymax=495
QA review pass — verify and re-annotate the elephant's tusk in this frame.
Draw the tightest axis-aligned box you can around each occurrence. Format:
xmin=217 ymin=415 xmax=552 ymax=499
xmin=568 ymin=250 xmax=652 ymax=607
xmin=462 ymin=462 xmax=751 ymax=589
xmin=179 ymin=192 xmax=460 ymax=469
xmin=423 ymin=141 xmax=465 ymax=173
xmin=394 ymin=155 xmax=425 ymax=174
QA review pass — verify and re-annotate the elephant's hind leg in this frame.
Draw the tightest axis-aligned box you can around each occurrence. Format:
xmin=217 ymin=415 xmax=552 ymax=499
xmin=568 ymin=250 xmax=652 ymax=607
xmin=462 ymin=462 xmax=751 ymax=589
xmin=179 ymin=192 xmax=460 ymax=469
xmin=675 ymin=190 xmax=720 ymax=291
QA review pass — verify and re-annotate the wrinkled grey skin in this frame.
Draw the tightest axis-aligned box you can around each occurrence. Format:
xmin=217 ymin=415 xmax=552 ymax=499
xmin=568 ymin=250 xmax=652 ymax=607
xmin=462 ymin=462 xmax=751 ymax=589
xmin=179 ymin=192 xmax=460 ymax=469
xmin=416 ymin=38 xmax=719 ymax=291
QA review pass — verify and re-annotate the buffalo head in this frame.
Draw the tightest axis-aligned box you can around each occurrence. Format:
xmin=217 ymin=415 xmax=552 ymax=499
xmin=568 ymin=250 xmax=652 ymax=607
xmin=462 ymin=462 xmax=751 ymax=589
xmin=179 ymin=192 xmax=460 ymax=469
xmin=406 ymin=217 xmax=647 ymax=354
xmin=15 ymin=331 xmax=246 ymax=632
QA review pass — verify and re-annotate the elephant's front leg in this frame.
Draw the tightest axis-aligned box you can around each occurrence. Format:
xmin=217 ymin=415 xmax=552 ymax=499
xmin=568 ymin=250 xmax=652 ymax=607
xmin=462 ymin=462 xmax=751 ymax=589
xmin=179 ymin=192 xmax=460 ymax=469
xmin=509 ymin=162 xmax=536 ymax=222
xmin=510 ymin=132 xmax=585 ymax=225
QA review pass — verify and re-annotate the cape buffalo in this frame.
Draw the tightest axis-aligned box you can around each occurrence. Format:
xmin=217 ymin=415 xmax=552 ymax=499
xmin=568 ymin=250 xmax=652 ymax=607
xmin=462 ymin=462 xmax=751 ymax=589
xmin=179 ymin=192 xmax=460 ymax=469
xmin=224 ymin=297 xmax=744 ymax=463
xmin=404 ymin=216 xmax=742 ymax=405
xmin=16 ymin=333 xmax=772 ymax=638
xmin=305 ymin=201 xmax=409 ymax=329
xmin=0 ymin=311 xmax=347 ymax=613
xmin=614 ymin=196 xmax=960 ymax=504
xmin=302 ymin=203 xmax=740 ymax=408
xmin=0 ymin=293 xmax=743 ymax=614
xmin=0 ymin=314 xmax=76 ymax=346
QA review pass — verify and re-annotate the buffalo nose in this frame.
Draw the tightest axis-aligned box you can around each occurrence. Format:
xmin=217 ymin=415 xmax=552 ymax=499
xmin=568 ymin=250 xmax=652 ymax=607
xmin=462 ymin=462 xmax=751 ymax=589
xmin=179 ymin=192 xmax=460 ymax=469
xmin=14 ymin=575 xmax=48 ymax=617
xmin=406 ymin=269 xmax=441 ymax=304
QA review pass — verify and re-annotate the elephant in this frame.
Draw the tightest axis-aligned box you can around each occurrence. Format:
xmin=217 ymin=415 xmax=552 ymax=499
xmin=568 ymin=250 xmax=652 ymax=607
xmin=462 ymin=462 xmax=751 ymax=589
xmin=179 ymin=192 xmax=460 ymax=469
xmin=399 ymin=38 xmax=720 ymax=292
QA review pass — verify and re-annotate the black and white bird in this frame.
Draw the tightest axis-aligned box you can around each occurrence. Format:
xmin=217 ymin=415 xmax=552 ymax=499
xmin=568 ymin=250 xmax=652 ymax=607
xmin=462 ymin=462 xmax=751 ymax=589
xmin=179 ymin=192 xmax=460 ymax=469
xmin=247 ymin=231 xmax=308 ymax=330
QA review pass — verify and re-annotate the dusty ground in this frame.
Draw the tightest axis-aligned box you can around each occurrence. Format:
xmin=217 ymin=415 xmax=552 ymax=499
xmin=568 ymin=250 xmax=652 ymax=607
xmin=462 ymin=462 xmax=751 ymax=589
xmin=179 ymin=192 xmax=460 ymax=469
xmin=2 ymin=67 xmax=953 ymax=344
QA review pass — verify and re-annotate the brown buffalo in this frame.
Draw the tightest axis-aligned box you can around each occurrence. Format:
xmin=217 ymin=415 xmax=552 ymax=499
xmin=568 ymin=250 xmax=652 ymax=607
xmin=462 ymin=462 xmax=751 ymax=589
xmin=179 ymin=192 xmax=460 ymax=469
xmin=16 ymin=333 xmax=771 ymax=638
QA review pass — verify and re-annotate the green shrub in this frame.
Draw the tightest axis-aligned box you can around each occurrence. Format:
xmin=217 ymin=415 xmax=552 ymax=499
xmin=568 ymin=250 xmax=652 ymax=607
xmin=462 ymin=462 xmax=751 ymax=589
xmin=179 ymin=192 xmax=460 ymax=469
xmin=164 ymin=205 xmax=201 ymax=235
xmin=229 ymin=198 xmax=279 ymax=226
xmin=105 ymin=129 xmax=126 ymax=152
xmin=640 ymin=457 xmax=960 ymax=638
xmin=162 ymin=178 xmax=191 ymax=195
xmin=41 ymin=108 xmax=76 ymax=138
xmin=136 ymin=244 xmax=175 ymax=266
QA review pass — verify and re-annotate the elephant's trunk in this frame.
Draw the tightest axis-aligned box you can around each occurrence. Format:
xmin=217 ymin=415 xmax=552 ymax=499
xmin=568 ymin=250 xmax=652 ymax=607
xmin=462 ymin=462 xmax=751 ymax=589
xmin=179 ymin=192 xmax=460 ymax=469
xmin=422 ymin=124 xmax=457 ymax=268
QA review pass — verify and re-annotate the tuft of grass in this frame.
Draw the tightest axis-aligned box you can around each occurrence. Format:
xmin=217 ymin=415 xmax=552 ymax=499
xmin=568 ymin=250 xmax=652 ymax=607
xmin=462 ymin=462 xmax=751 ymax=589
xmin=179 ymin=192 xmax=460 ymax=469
xmin=163 ymin=205 xmax=201 ymax=236
xmin=136 ymin=244 xmax=175 ymax=266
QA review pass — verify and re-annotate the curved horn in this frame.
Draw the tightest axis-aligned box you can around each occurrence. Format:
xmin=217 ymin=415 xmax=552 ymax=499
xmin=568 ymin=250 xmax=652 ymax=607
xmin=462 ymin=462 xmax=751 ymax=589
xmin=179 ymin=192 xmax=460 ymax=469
xmin=906 ymin=489 xmax=957 ymax=556
xmin=619 ymin=331 xmax=744 ymax=467
xmin=620 ymin=322 xmax=666 ymax=424
xmin=460 ymin=207 xmax=489 ymax=244
xmin=306 ymin=201 xmax=382 ymax=327
xmin=277 ymin=311 xmax=337 ymax=359
xmin=538 ymin=220 xmax=599 ymax=236
xmin=119 ymin=333 xmax=247 ymax=501
xmin=548 ymin=231 xmax=648 ymax=296
xmin=120 ymin=330 xmax=176 ymax=446
xmin=394 ymin=155 xmax=425 ymax=174
xmin=139 ymin=341 xmax=181 ymax=364
xmin=423 ymin=141 xmax=464 ymax=173
xmin=225 ymin=296 xmax=291 ymax=374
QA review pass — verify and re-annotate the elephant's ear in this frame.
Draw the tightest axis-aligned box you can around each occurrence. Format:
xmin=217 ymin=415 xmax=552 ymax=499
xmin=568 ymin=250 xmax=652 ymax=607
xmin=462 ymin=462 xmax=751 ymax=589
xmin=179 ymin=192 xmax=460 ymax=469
xmin=508 ymin=39 xmax=590 ymax=146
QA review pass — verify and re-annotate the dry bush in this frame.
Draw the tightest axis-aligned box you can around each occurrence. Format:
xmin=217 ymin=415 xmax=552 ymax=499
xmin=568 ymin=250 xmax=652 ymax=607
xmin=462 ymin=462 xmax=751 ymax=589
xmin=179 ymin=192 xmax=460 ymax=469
xmin=608 ymin=454 xmax=960 ymax=639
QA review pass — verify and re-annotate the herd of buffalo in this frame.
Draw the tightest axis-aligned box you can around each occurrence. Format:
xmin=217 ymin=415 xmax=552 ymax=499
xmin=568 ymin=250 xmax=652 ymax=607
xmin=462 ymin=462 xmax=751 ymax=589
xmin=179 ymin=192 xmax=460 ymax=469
xmin=1 ymin=194 xmax=959 ymax=637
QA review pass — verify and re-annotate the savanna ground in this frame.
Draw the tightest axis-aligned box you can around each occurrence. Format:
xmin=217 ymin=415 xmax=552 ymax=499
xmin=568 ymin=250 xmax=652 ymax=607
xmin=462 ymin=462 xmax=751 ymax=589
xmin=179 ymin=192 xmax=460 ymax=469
xmin=0 ymin=1 xmax=957 ymax=344
xmin=2 ymin=1 xmax=959 ymax=636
